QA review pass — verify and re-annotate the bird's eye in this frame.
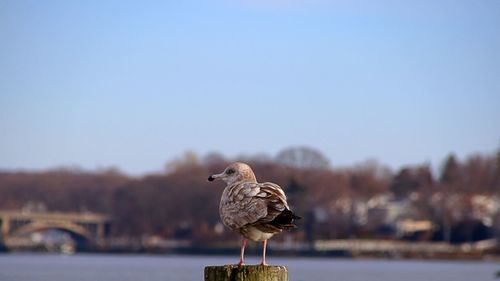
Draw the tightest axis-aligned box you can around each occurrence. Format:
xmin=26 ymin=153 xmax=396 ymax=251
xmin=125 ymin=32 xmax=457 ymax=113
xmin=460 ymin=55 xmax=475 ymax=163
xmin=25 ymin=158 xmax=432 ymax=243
xmin=226 ymin=169 xmax=235 ymax=175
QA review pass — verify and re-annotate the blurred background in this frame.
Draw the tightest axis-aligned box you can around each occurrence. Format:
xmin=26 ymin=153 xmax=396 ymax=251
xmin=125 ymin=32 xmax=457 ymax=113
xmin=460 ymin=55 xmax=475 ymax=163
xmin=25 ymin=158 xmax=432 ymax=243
xmin=1 ymin=0 xmax=499 ymax=262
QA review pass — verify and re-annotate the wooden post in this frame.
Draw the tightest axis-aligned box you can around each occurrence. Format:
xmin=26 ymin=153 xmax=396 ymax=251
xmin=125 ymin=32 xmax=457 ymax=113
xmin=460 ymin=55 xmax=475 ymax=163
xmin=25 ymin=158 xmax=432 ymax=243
xmin=205 ymin=265 xmax=288 ymax=281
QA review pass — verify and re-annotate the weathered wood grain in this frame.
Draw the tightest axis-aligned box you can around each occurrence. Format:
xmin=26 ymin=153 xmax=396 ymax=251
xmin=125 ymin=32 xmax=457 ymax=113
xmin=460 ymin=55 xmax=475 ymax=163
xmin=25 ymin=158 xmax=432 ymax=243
xmin=204 ymin=265 xmax=288 ymax=281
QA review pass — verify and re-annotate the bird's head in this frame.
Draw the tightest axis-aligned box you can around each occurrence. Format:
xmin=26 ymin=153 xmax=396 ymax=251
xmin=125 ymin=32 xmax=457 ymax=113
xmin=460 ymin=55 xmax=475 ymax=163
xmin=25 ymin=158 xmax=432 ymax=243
xmin=208 ymin=162 xmax=257 ymax=185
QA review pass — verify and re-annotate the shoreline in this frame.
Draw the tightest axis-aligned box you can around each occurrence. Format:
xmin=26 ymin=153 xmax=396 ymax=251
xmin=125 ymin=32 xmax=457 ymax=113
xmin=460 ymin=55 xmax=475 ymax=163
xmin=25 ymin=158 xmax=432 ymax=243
xmin=2 ymin=248 xmax=499 ymax=261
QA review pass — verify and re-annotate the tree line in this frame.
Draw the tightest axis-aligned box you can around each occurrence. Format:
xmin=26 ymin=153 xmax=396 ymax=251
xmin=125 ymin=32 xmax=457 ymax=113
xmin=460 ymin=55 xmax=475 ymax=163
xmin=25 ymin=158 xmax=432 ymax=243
xmin=0 ymin=147 xmax=499 ymax=244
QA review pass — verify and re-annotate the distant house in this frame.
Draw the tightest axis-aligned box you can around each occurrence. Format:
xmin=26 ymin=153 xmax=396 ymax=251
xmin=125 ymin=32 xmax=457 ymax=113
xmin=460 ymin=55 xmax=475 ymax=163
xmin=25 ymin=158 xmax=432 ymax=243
xmin=363 ymin=193 xmax=429 ymax=238
xmin=396 ymin=219 xmax=434 ymax=238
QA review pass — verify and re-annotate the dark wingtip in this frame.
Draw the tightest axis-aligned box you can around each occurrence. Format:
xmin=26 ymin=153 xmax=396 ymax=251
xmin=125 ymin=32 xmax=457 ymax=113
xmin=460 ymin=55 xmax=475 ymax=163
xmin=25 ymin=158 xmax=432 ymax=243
xmin=284 ymin=209 xmax=301 ymax=220
xmin=269 ymin=209 xmax=301 ymax=230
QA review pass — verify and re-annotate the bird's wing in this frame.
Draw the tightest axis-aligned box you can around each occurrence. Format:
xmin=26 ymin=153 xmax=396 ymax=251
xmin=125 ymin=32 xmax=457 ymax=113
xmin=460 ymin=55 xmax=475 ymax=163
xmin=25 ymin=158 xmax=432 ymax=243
xmin=224 ymin=181 xmax=289 ymax=230
xmin=252 ymin=182 xmax=289 ymax=223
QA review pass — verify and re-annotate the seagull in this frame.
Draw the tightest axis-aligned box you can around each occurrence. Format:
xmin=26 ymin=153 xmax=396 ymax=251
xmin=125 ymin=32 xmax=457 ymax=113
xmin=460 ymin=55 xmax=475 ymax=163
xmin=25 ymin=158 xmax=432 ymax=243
xmin=208 ymin=162 xmax=300 ymax=266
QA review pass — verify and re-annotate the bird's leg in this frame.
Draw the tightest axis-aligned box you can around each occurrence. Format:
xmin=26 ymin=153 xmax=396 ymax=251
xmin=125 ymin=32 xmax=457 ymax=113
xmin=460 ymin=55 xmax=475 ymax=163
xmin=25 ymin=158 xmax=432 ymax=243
xmin=260 ymin=239 xmax=268 ymax=266
xmin=238 ymin=239 xmax=247 ymax=266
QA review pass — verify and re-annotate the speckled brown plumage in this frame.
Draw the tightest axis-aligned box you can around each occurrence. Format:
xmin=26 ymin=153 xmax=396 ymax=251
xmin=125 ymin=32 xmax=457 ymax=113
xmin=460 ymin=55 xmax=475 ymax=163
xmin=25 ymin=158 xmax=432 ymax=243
xmin=208 ymin=162 xmax=300 ymax=265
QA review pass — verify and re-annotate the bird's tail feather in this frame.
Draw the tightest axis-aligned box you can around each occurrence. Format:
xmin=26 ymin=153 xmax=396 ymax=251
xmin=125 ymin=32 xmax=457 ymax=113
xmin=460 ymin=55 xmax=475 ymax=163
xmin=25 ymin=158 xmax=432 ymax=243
xmin=269 ymin=209 xmax=301 ymax=229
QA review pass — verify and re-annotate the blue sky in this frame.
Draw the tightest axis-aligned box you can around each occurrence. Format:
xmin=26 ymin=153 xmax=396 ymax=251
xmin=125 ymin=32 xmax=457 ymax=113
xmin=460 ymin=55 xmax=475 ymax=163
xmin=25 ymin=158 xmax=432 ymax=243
xmin=1 ymin=0 xmax=499 ymax=175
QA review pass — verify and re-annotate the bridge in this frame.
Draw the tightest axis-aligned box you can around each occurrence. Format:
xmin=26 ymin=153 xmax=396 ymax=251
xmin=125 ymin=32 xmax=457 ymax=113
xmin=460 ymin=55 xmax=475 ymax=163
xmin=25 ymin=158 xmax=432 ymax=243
xmin=0 ymin=210 xmax=111 ymax=251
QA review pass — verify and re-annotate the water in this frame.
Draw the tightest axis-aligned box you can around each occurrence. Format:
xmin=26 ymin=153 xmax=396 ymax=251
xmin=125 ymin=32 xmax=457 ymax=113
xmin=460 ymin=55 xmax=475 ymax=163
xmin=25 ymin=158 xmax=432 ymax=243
xmin=0 ymin=254 xmax=498 ymax=281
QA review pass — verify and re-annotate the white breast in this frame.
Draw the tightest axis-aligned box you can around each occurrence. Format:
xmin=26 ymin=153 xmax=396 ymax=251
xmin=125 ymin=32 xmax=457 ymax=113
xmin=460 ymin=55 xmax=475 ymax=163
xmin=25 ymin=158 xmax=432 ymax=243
xmin=241 ymin=226 xmax=275 ymax=242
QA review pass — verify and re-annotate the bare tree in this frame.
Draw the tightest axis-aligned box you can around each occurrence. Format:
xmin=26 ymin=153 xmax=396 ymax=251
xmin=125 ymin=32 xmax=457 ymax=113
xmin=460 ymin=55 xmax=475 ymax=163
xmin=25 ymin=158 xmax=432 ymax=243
xmin=275 ymin=146 xmax=330 ymax=170
xmin=440 ymin=154 xmax=460 ymax=185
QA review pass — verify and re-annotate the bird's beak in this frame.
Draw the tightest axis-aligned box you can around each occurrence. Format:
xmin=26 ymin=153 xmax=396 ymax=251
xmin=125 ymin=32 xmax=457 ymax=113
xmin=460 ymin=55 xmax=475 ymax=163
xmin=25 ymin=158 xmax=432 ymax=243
xmin=208 ymin=172 xmax=224 ymax=182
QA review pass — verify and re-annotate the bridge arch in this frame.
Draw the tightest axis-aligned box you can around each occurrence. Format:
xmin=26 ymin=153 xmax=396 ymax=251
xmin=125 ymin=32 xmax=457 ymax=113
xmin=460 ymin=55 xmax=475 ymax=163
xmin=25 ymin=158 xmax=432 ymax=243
xmin=1 ymin=211 xmax=110 ymax=251
xmin=12 ymin=221 xmax=93 ymax=241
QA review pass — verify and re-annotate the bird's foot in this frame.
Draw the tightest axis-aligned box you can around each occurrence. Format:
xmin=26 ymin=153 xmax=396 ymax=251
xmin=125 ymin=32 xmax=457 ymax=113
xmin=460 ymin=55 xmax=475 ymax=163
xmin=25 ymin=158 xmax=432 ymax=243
xmin=260 ymin=260 xmax=268 ymax=266
xmin=238 ymin=260 xmax=245 ymax=267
